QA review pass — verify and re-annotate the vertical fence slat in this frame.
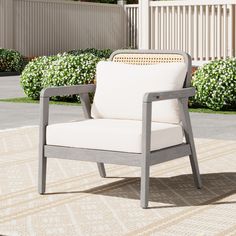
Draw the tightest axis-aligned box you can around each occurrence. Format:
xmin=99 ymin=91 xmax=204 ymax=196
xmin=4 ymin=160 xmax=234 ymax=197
xmin=127 ymin=7 xmax=131 ymax=47
xmin=206 ymin=5 xmax=210 ymax=60
xmin=182 ymin=6 xmax=186 ymax=52
xmin=228 ymin=4 xmax=233 ymax=57
xmin=177 ymin=6 xmax=181 ymax=50
xmin=188 ymin=6 xmax=192 ymax=57
xmin=155 ymin=7 xmax=158 ymax=49
xmin=166 ymin=6 xmax=170 ymax=50
xmin=160 ymin=6 xmax=164 ymax=50
xmin=223 ymin=5 xmax=227 ymax=58
xmin=217 ymin=5 xmax=221 ymax=58
xmin=211 ymin=5 xmax=215 ymax=60
xmin=194 ymin=5 xmax=198 ymax=61
xmin=199 ymin=5 xmax=203 ymax=61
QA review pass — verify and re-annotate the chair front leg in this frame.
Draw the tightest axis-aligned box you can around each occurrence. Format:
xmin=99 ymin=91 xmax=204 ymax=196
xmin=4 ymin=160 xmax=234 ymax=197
xmin=39 ymin=152 xmax=47 ymax=194
xmin=38 ymin=97 xmax=49 ymax=194
xmin=141 ymin=159 xmax=150 ymax=209
xmin=141 ymin=101 xmax=152 ymax=209
xmin=97 ymin=163 xmax=106 ymax=178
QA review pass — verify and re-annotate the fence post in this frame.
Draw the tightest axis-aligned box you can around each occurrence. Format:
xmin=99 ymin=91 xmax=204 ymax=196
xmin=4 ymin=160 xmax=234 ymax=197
xmin=117 ymin=0 xmax=127 ymax=6
xmin=139 ymin=0 xmax=150 ymax=49
xmin=118 ymin=0 xmax=128 ymax=49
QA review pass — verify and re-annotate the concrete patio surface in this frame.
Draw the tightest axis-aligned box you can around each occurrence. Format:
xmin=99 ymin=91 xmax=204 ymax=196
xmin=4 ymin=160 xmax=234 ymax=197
xmin=0 ymin=75 xmax=25 ymax=99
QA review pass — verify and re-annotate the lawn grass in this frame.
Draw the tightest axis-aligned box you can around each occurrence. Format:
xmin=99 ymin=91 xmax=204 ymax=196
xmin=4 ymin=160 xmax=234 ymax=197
xmin=189 ymin=108 xmax=236 ymax=115
xmin=0 ymin=97 xmax=236 ymax=115
xmin=0 ymin=97 xmax=80 ymax=106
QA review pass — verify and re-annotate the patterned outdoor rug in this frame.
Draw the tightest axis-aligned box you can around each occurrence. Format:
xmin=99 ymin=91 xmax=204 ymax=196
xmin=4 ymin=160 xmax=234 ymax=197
xmin=0 ymin=127 xmax=236 ymax=236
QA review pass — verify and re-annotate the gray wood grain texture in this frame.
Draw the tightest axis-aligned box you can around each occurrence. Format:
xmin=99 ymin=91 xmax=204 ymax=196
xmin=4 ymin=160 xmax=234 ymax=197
xmin=179 ymin=98 xmax=202 ymax=189
xmin=143 ymin=88 xmax=195 ymax=102
xmin=38 ymin=97 xmax=49 ymax=194
xmin=45 ymin=145 xmax=141 ymax=166
xmin=40 ymin=84 xmax=96 ymax=98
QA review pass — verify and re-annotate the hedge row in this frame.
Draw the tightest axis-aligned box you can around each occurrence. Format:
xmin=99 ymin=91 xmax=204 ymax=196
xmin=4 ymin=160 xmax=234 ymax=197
xmin=19 ymin=47 xmax=235 ymax=111
xmin=20 ymin=53 xmax=102 ymax=101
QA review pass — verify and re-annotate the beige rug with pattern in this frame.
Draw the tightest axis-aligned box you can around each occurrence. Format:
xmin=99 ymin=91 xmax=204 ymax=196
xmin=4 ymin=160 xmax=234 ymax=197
xmin=0 ymin=127 xmax=236 ymax=236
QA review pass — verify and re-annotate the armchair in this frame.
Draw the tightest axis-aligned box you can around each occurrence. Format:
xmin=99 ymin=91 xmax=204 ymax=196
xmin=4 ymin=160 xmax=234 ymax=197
xmin=39 ymin=50 xmax=202 ymax=208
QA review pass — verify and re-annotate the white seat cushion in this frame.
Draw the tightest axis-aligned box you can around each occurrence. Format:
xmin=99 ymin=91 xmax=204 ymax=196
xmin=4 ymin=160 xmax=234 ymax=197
xmin=46 ymin=119 xmax=183 ymax=153
xmin=91 ymin=61 xmax=187 ymax=124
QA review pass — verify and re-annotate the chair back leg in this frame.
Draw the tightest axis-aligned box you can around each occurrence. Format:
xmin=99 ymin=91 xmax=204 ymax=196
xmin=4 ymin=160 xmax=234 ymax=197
xmin=141 ymin=162 xmax=150 ymax=209
xmin=97 ymin=163 xmax=106 ymax=178
xmin=179 ymin=99 xmax=202 ymax=189
xmin=189 ymin=143 xmax=202 ymax=189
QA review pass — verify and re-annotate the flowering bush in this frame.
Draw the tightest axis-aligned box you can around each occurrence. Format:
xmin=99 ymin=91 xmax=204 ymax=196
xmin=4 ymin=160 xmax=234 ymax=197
xmin=20 ymin=55 xmax=58 ymax=99
xmin=42 ymin=53 xmax=101 ymax=101
xmin=0 ymin=48 xmax=26 ymax=72
xmin=21 ymin=53 xmax=101 ymax=100
xmin=192 ymin=59 xmax=236 ymax=110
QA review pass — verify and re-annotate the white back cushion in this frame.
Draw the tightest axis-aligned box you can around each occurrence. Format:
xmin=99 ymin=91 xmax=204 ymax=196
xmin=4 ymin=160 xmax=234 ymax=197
xmin=91 ymin=61 xmax=187 ymax=124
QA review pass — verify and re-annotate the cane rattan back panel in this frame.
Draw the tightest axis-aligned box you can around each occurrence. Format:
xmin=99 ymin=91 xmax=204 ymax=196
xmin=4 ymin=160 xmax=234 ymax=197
xmin=112 ymin=53 xmax=184 ymax=65
xmin=109 ymin=50 xmax=191 ymax=87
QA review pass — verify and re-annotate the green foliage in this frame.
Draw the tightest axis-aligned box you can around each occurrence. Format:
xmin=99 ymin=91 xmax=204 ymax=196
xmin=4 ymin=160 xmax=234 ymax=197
xmin=0 ymin=48 xmax=26 ymax=73
xmin=20 ymin=55 xmax=58 ymax=99
xmin=191 ymin=59 xmax=236 ymax=110
xmin=21 ymin=53 xmax=101 ymax=100
xmin=68 ymin=48 xmax=113 ymax=59
xmin=42 ymin=53 xmax=101 ymax=101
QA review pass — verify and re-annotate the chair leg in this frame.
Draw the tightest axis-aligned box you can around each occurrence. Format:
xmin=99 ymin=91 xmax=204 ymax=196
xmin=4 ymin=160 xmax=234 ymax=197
xmin=189 ymin=142 xmax=202 ymax=189
xmin=97 ymin=163 xmax=106 ymax=178
xmin=39 ymin=155 xmax=47 ymax=194
xmin=178 ymin=99 xmax=202 ymax=189
xmin=140 ymin=164 xmax=150 ymax=209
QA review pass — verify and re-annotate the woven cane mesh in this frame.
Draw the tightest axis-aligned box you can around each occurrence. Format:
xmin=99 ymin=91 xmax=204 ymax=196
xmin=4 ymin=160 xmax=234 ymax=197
xmin=112 ymin=54 xmax=184 ymax=65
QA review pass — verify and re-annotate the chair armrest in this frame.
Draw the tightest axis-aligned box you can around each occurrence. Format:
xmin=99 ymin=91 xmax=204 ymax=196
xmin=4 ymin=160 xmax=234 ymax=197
xmin=40 ymin=84 xmax=96 ymax=98
xmin=143 ymin=87 xmax=195 ymax=103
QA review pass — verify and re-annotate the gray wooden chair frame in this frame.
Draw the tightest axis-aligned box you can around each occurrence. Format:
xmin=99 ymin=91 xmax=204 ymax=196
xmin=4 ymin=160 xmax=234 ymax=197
xmin=39 ymin=50 xmax=202 ymax=209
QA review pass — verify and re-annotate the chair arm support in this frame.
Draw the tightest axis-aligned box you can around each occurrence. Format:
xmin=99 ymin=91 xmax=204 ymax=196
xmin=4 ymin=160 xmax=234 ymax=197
xmin=39 ymin=84 xmax=96 ymax=126
xmin=143 ymin=87 xmax=195 ymax=103
xmin=40 ymin=84 xmax=96 ymax=98
xmin=141 ymin=87 xmax=195 ymax=155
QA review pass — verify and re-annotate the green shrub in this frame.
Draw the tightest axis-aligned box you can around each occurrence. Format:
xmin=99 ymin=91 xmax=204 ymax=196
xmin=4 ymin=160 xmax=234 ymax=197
xmin=42 ymin=53 xmax=101 ymax=101
xmin=68 ymin=48 xmax=113 ymax=59
xmin=192 ymin=59 xmax=236 ymax=110
xmin=21 ymin=53 xmax=101 ymax=100
xmin=20 ymin=55 xmax=59 ymax=99
xmin=0 ymin=48 xmax=25 ymax=73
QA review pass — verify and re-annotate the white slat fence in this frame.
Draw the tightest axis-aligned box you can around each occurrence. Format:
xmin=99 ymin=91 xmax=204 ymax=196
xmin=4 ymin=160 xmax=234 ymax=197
xmin=0 ymin=0 xmax=126 ymax=56
xmin=126 ymin=0 xmax=236 ymax=63
xmin=125 ymin=4 xmax=139 ymax=49
xmin=0 ymin=0 xmax=235 ymax=63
